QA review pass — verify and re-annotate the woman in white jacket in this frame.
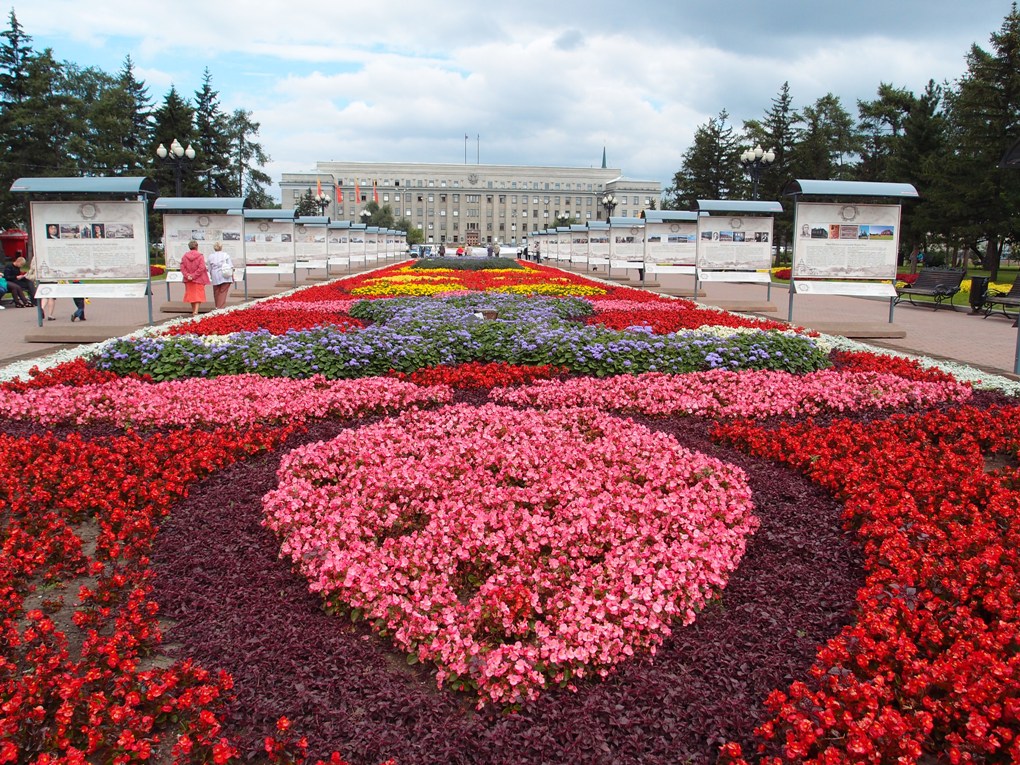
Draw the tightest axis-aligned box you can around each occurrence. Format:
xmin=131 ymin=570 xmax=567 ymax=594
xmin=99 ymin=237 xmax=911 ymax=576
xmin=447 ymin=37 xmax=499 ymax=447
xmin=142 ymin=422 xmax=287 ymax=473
xmin=206 ymin=242 xmax=234 ymax=310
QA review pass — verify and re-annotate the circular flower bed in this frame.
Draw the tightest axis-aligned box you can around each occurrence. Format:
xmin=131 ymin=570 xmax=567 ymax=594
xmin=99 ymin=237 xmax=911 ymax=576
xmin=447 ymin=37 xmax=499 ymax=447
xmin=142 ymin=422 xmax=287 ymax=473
xmin=263 ymin=404 xmax=758 ymax=707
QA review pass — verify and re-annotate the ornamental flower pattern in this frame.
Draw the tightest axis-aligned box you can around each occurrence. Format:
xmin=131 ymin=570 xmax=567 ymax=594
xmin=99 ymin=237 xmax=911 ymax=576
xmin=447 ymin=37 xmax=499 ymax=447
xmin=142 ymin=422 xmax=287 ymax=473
xmin=263 ymin=404 xmax=758 ymax=707
xmin=1 ymin=252 xmax=1019 ymax=763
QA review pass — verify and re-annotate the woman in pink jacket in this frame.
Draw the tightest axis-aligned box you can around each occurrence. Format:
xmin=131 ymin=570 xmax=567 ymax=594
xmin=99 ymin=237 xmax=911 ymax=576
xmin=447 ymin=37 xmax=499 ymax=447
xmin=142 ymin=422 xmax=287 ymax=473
xmin=179 ymin=240 xmax=211 ymax=316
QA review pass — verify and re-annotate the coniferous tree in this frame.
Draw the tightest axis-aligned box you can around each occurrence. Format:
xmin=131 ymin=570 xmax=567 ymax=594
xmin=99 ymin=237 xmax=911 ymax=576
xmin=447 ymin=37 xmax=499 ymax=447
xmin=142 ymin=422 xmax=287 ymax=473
xmin=150 ymin=86 xmax=196 ymax=197
xmin=856 ymin=83 xmax=916 ymax=182
xmin=788 ymin=94 xmax=859 ymax=181
xmin=742 ymin=82 xmax=800 ymax=247
xmin=0 ymin=13 xmax=74 ymax=223
xmin=941 ymin=3 xmax=1020 ymax=278
xmin=193 ymin=69 xmax=233 ymax=196
xmin=117 ymin=55 xmax=153 ymax=169
xmin=228 ymin=108 xmax=274 ymax=207
xmin=664 ymin=109 xmax=742 ymax=209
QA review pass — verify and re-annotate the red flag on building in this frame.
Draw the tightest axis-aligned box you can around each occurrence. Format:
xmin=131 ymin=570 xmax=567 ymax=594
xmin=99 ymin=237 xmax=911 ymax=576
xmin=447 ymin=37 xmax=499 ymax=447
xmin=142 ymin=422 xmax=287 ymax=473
xmin=336 ymin=183 xmax=343 ymax=203
xmin=355 ymin=180 xmax=361 ymax=202
xmin=373 ymin=181 xmax=379 ymax=204
xmin=316 ymin=177 xmax=323 ymax=197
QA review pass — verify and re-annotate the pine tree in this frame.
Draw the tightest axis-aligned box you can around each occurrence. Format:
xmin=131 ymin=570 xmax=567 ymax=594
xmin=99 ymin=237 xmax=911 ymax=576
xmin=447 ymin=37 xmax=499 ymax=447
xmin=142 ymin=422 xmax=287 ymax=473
xmin=228 ymin=108 xmax=274 ymax=207
xmin=193 ymin=69 xmax=233 ymax=196
xmin=788 ymin=94 xmax=859 ymax=181
xmin=0 ymin=13 xmax=75 ymax=224
xmin=941 ymin=3 xmax=1020 ymax=278
xmin=665 ymin=110 xmax=742 ymax=209
xmin=150 ymin=86 xmax=196 ymax=197
xmin=856 ymin=83 xmax=916 ymax=182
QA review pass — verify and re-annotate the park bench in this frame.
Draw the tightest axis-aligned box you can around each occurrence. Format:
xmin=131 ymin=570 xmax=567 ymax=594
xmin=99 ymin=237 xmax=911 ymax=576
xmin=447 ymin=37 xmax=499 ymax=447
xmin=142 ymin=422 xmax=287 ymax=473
xmin=894 ymin=268 xmax=966 ymax=309
xmin=982 ymin=273 xmax=1020 ymax=324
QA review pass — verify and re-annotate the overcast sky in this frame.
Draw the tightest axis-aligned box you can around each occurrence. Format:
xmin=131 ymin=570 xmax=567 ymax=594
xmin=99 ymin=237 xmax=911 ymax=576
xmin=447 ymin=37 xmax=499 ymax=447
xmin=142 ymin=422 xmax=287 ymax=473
xmin=17 ymin=1 xmax=1018 ymax=193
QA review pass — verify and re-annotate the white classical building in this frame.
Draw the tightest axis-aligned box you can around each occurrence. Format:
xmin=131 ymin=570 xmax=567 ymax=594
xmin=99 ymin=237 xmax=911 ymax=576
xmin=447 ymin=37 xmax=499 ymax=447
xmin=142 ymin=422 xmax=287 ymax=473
xmin=280 ymin=160 xmax=661 ymax=246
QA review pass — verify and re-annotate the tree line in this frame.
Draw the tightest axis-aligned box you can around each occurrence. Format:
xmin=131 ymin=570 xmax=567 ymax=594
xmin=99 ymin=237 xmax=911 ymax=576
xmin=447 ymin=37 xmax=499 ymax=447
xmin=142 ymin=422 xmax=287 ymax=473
xmin=664 ymin=5 xmax=1020 ymax=279
xmin=0 ymin=10 xmax=276 ymax=231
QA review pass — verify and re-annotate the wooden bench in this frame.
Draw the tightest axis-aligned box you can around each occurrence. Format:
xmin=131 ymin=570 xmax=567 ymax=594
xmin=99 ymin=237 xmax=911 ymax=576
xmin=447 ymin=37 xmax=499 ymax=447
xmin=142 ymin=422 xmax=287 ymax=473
xmin=894 ymin=268 xmax=966 ymax=309
xmin=983 ymin=274 xmax=1020 ymax=324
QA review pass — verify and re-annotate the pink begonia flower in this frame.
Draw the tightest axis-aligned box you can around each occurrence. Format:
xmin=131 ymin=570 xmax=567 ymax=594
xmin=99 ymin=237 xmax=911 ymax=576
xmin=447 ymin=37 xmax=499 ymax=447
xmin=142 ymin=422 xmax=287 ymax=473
xmin=489 ymin=369 xmax=970 ymax=418
xmin=5 ymin=374 xmax=451 ymax=427
xmin=263 ymin=404 xmax=757 ymax=707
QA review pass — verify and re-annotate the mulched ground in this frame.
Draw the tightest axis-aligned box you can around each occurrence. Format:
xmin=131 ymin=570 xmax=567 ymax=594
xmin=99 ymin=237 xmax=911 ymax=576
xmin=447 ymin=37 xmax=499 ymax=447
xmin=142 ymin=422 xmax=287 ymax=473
xmin=151 ymin=411 xmax=865 ymax=765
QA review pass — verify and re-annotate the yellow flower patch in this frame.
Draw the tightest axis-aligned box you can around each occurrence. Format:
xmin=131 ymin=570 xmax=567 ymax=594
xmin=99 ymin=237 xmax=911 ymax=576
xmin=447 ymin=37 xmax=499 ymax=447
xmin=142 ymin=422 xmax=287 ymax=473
xmin=493 ymin=284 xmax=606 ymax=297
xmin=350 ymin=283 xmax=458 ymax=296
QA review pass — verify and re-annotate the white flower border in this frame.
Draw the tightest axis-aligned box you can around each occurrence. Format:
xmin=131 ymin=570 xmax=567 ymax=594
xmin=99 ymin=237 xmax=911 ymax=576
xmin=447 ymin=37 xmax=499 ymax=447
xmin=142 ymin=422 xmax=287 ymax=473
xmin=2 ymin=262 xmax=1019 ymax=396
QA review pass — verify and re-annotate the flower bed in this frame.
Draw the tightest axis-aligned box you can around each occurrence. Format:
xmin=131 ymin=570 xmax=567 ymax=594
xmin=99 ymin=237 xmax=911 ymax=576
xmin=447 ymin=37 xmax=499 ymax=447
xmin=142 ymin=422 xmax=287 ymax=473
xmin=264 ymin=404 xmax=758 ymax=707
xmin=2 ymin=259 xmax=1020 ymax=763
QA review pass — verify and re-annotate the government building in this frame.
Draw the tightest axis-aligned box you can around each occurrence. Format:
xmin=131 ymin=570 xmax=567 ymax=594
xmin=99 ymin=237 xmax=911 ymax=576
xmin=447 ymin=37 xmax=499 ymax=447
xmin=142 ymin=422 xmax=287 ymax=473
xmin=280 ymin=159 xmax=661 ymax=246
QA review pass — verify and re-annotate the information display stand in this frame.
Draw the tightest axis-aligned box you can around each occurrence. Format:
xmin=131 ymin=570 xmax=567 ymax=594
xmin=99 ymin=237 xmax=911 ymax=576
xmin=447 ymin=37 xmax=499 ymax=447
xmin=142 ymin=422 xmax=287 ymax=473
xmin=12 ymin=176 xmax=161 ymax=326
xmin=695 ymin=199 xmax=782 ymax=302
xmin=156 ymin=197 xmax=247 ymax=302
xmin=783 ymin=180 xmax=919 ymax=323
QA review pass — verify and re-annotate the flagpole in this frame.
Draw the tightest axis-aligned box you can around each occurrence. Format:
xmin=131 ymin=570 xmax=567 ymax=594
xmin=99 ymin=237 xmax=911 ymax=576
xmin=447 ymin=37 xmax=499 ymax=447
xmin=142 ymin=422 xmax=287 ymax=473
xmin=464 ymin=134 xmax=468 ymax=164
xmin=477 ymin=134 xmax=479 ymax=164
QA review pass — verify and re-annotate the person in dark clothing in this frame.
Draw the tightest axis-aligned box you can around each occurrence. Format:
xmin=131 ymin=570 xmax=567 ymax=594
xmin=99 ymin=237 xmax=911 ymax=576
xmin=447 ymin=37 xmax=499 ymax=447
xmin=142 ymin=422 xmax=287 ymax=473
xmin=2 ymin=257 xmax=33 ymax=307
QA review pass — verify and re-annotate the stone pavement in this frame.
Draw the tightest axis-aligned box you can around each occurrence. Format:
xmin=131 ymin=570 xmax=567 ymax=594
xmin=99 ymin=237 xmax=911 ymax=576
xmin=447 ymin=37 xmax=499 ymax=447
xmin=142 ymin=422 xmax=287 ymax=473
xmin=1 ymin=261 xmax=1018 ymax=381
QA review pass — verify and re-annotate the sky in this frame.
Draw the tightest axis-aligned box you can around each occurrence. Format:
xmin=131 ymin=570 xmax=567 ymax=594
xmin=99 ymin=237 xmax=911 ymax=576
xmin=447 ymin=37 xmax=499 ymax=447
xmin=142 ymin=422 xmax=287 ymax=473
xmin=15 ymin=1 xmax=1019 ymax=197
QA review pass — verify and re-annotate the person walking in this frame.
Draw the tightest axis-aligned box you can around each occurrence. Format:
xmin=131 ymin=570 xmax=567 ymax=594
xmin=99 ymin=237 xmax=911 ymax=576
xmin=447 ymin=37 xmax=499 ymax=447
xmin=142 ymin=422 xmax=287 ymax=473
xmin=206 ymin=242 xmax=234 ymax=310
xmin=179 ymin=240 xmax=211 ymax=316
xmin=70 ymin=296 xmax=86 ymax=322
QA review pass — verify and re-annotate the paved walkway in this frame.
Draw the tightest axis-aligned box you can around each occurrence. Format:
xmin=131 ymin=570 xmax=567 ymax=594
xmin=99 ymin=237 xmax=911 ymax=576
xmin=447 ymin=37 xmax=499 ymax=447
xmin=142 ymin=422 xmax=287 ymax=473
xmin=1 ymin=261 xmax=1018 ymax=381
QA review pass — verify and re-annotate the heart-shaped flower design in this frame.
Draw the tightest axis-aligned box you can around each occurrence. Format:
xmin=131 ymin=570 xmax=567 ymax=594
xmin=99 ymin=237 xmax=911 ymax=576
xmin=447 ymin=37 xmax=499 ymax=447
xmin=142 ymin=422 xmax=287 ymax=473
xmin=263 ymin=404 xmax=757 ymax=707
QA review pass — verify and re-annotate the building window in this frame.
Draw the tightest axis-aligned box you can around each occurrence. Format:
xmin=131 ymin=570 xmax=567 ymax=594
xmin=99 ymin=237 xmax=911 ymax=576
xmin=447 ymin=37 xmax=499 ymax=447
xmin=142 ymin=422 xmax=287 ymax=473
xmin=453 ymin=194 xmax=460 ymax=202
xmin=499 ymin=195 xmax=505 ymax=203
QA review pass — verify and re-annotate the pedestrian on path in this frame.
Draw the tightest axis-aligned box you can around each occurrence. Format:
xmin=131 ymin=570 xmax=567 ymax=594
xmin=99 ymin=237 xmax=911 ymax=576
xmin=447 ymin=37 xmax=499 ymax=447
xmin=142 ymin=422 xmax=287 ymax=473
xmin=206 ymin=242 xmax=234 ymax=310
xmin=180 ymin=240 xmax=211 ymax=317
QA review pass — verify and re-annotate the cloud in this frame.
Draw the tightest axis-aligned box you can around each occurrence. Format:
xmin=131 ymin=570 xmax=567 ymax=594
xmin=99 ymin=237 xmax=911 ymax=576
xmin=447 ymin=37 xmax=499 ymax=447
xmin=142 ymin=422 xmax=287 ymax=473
xmin=17 ymin=0 xmax=1017 ymax=196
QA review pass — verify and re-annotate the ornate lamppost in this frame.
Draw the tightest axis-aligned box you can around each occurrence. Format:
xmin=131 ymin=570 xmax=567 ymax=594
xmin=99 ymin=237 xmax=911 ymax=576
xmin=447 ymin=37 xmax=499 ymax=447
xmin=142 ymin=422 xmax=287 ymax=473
xmin=315 ymin=189 xmax=331 ymax=217
xmin=359 ymin=209 xmax=372 ymax=225
xmin=155 ymin=139 xmax=196 ymax=197
xmin=601 ymin=193 xmax=617 ymax=221
xmin=555 ymin=212 xmax=571 ymax=227
xmin=740 ymin=144 xmax=776 ymax=200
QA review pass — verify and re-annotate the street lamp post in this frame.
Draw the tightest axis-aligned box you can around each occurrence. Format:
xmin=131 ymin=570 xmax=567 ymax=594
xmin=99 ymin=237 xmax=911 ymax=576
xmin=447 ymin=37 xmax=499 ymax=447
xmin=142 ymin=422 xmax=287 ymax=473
xmin=359 ymin=209 xmax=372 ymax=225
xmin=155 ymin=138 xmax=196 ymax=197
xmin=556 ymin=212 xmax=571 ymax=227
xmin=315 ymin=190 xmax=331 ymax=217
xmin=740 ymin=144 xmax=776 ymax=200
xmin=601 ymin=193 xmax=617 ymax=221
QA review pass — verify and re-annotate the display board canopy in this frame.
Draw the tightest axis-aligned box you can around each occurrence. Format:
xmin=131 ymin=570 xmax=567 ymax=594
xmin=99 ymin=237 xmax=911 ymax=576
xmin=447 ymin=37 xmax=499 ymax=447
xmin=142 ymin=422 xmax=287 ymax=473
xmin=608 ymin=216 xmax=644 ymax=227
xmin=643 ymin=210 xmax=700 ymax=223
xmin=350 ymin=223 xmax=367 ymax=230
xmin=586 ymin=221 xmax=609 ymax=231
xmin=328 ymin=221 xmax=352 ymax=230
xmin=782 ymin=180 xmax=919 ymax=199
xmin=154 ymin=197 xmax=247 ymax=211
xmin=11 ymin=176 xmax=159 ymax=196
xmin=696 ymin=199 xmax=784 ymax=214
xmin=570 ymin=224 xmax=588 ymax=232
xmin=296 ymin=215 xmax=330 ymax=225
xmin=244 ymin=209 xmax=297 ymax=220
